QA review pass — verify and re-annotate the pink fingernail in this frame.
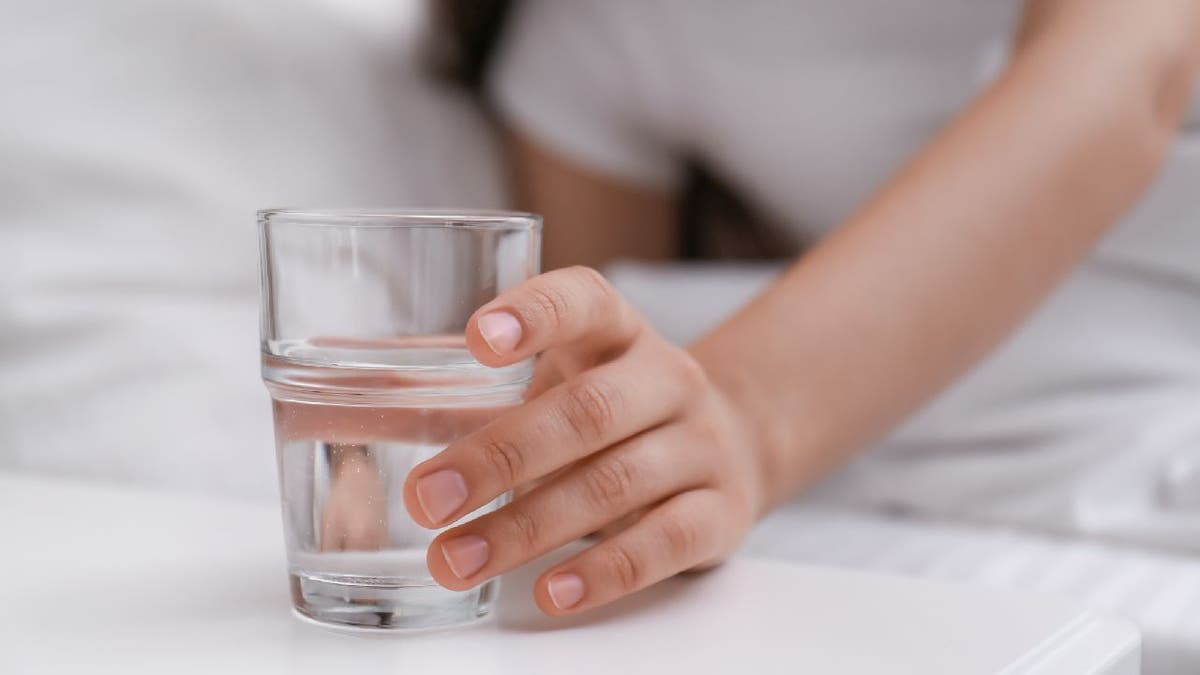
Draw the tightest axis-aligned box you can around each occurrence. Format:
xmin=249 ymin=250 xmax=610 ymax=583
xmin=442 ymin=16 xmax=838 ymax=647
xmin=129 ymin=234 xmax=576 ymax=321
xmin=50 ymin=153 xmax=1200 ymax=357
xmin=441 ymin=535 xmax=490 ymax=579
xmin=478 ymin=311 xmax=522 ymax=354
xmin=415 ymin=469 xmax=469 ymax=524
xmin=547 ymin=573 xmax=585 ymax=610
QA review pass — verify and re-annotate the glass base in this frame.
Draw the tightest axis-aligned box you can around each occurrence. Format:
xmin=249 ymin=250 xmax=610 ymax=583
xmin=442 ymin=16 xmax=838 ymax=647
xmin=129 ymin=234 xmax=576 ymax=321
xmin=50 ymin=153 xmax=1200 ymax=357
xmin=289 ymin=572 xmax=497 ymax=630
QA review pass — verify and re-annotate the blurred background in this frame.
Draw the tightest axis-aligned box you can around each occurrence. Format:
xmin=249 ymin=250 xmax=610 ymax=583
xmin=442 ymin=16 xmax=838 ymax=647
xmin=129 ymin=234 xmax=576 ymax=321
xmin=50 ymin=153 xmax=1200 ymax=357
xmin=3 ymin=1 xmax=1199 ymax=671
xmin=0 ymin=0 xmax=784 ymax=498
xmin=2 ymin=0 xmax=507 ymax=497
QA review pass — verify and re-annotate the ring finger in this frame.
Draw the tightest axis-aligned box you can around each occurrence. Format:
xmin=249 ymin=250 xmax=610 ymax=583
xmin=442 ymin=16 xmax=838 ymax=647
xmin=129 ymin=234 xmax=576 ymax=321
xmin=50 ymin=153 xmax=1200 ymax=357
xmin=535 ymin=488 xmax=735 ymax=615
xmin=424 ymin=424 xmax=710 ymax=590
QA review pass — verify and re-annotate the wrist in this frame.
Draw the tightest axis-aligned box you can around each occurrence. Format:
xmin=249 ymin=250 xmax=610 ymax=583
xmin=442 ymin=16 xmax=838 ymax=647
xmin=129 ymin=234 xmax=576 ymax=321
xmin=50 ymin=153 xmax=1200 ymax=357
xmin=691 ymin=345 xmax=796 ymax=519
xmin=691 ymin=325 xmax=848 ymax=518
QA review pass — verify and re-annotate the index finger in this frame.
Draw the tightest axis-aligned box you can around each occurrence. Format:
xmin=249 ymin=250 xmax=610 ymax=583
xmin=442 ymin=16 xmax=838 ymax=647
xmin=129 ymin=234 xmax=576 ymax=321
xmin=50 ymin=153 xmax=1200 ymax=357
xmin=466 ymin=266 xmax=642 ymax=368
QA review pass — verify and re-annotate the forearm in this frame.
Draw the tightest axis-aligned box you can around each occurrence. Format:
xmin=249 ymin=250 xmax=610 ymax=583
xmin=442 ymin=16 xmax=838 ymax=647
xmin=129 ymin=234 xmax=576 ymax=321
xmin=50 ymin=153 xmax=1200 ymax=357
xmin=692 ymin=0 xmax=1200 ymax=512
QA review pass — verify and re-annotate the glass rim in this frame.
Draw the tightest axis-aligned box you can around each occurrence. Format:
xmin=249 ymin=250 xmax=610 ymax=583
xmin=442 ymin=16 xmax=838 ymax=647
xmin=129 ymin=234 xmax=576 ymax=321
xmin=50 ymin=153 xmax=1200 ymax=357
xmin=257 ymin=208 xmax=542 ymax=231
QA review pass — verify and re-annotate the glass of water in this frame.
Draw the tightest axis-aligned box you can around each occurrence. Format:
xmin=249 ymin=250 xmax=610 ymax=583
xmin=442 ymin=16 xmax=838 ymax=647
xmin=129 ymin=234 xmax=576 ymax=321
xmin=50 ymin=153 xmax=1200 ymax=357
xmin=257 ymin=208 xmax=540 ymax=629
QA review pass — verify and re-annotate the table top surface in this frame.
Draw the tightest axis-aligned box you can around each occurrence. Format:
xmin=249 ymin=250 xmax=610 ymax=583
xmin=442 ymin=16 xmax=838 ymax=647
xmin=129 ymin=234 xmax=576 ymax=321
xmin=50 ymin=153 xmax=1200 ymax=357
xmin=0 ymin=473 xmax=1139 ymax=674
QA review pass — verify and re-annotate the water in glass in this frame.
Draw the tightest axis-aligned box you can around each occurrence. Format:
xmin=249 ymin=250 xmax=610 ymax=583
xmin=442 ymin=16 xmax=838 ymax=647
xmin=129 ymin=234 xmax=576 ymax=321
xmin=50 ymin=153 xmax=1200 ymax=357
xmin=263 ymin=337 xmax=529 ymax=629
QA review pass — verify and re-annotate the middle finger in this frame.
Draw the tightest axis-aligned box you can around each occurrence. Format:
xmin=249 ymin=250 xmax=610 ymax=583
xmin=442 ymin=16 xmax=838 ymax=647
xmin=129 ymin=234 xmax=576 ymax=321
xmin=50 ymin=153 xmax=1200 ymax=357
xmin=403 ymin=339 xmax=696 ymax=528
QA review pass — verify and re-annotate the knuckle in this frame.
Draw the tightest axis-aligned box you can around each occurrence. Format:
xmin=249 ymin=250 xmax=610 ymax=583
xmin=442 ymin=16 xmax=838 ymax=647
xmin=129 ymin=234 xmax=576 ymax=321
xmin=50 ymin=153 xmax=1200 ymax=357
xmin=523 ymin=281 xmax=573 ymax=331
xmin=691 ymin=413 xmax=726 ymax=445
xmin=559 ymin=378 xmax=621 ymax=442
xmin=480 ymin=436 xmax=525 ymax=485
xmin=571 ymin=265 xmax=616 ymax=302
xmin=600 ymin=542 xmax=642 ymax=593
xmin=581 ymin=454 xmax=637 ymax=512
xmin=572 ymin=265 xmax=638 ymax=335
xmin=659 ymin=513 xmax=701 ymax=562
xmin=507 ymin=506 xmax=541 ymax=549
xmin=673 ymin=351 xmax=708 ymax=393
xmin=525 ymin=278 xmax=571 ymax=326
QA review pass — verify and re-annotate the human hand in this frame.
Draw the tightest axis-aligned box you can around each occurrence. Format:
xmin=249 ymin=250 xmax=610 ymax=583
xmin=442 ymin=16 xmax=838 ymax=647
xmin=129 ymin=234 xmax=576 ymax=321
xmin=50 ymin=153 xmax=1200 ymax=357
xmin=402 ymin=266 xmax=766 ymax=615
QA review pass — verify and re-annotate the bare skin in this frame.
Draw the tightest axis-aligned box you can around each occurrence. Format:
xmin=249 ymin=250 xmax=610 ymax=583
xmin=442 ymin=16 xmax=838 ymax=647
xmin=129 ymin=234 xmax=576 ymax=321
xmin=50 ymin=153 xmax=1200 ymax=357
xmin=400 ymin=0 xmax=1200 ymax=616
xmin=320 ymin=444 xmax=390 ymax=552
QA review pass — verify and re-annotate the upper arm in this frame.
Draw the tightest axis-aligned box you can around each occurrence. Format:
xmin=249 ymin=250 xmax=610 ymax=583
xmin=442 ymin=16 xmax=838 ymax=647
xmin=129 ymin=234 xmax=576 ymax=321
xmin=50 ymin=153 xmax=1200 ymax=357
xmin=508 ymin=130 xmax=679 ymax=271
xmin=486 ymin=0 xmax=685 ymax=270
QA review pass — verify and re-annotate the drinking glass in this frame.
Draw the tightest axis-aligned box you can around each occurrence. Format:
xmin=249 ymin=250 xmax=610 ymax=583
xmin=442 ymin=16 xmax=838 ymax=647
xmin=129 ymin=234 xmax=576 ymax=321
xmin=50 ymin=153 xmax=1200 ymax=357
xmin=258 ymin=208 xmax=540 ymax=629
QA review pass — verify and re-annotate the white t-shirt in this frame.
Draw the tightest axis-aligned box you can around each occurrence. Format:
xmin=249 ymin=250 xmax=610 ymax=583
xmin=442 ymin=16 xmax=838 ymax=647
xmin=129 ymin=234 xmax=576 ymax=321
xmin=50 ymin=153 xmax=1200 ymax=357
xmin=0 ymin=0 xmax=505 ymax=498
xmin=490 ymin=0 xmax=1200 ymax=551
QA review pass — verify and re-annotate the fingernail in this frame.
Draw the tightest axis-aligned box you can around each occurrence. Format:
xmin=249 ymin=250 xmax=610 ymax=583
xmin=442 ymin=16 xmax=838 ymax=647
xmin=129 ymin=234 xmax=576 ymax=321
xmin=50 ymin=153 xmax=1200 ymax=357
xmin=478 ymin=311 xmax=522 ymax=354
xmin=547 ymin=573 xmax=585 ymax=610
xmin=415 ymin=469 xmax=469 ymax=524
xmin=441 ymin=535 xmax=490 ymax=579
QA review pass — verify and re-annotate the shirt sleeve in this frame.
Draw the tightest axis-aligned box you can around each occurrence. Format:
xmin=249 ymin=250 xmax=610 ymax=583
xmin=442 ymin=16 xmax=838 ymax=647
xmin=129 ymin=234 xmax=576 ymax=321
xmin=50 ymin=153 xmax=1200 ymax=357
xmin=487 ymin=0 xmax=685 ymax=190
